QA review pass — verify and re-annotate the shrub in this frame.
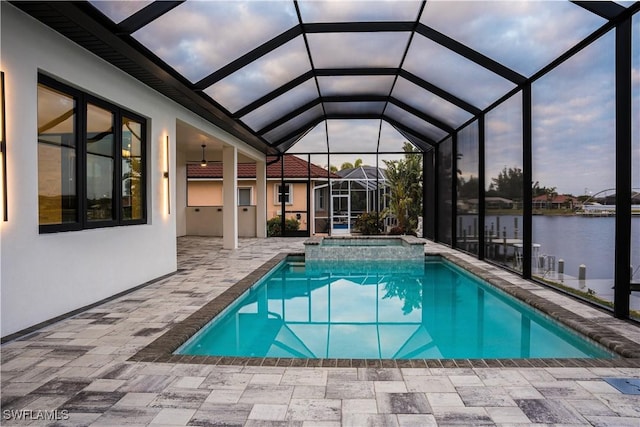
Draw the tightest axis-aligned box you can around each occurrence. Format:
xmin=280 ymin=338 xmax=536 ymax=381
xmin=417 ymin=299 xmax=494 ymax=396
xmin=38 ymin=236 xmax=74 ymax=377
xmin=388 ymin=226 xmax=405 ymax=235
xmin=354 ymin=212 xmax=383 ymax=235
xmin=267 ymin=216 xmax=300 ymax=237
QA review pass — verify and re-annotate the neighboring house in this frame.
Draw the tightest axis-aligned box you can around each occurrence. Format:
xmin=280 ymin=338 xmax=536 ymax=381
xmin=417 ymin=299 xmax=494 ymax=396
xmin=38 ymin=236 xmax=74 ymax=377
xmin=532 ymin=194 xmax=578 ymax=210
xmin=485 ymin=197 xmax=514 ymax=210
xmin=333 ymin=166 xmax=390 ymax=233
xmin=334 ymin=166 xmax=389 ymax=213
xmin=187 ymin=156 xmax=338 ymax=236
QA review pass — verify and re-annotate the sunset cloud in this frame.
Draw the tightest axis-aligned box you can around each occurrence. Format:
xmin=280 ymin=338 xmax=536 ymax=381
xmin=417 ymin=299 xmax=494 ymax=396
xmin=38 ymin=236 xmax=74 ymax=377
xmin=88 ymin=0 xmax=637 ymax=195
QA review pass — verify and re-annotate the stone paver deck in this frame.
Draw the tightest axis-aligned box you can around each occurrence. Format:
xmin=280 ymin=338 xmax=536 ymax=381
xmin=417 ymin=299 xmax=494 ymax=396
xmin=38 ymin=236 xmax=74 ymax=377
xmin=1 ymin=236 xmax=639 ymax=426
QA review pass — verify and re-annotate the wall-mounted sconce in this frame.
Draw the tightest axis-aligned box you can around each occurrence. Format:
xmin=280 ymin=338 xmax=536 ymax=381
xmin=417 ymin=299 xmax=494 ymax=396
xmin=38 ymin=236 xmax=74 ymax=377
xmin=1 ymin=71 xmax=7 ymax=222
xmin=200 ymin=144 xmax=207 ymax=167
xmin=164 ymin=135 xmax=170 ymax=215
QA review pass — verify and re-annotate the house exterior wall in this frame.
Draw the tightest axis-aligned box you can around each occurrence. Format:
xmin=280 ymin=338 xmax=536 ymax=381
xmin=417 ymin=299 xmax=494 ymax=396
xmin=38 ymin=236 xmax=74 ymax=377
xmin=0 ymin=4 xmax=177 ymax=337
xmin=187 ymin=180 xmax=256 ymax=207
xmin=186 ymin=180 xmax=312 ymax=232
xmin=267 ymin=182 xmax=307 ymax=219
xmin=188 ymin=180 xmax=310 ymax=218
xmin=189 ymin=181 xmax=223 ymax=206
xmin=0 ymin=4 xmax=265 ymax=337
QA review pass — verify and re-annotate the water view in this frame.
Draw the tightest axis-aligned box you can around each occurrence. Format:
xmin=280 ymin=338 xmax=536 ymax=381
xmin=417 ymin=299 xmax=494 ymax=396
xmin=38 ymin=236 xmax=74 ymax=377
xmin=467 ymin=215 xmax=640 ymax=313
xmin=532 ymin=216 xmax=640 ymax=280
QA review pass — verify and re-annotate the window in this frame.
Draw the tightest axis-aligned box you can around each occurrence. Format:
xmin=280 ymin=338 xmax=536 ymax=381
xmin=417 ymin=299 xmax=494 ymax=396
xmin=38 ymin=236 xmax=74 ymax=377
xmin=121 ymin=117 xmax=145 ymax=220
xmin=38 ymin=75 xmax=146 ymax=232
xmin=238 ymin=187 xmax=252 ymax=206
xmin=86 ymin=102 xmax=115 ymax=222
xmin=275 ymin=183 xmax=293 ymax=205
xmin=316 ymin=186 xmax=326 ymax=210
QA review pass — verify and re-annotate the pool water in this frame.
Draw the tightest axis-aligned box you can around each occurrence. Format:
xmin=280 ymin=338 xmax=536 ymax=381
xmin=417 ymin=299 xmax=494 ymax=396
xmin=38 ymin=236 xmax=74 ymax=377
xmin=178 ymin=258 xmax=614 ymax=359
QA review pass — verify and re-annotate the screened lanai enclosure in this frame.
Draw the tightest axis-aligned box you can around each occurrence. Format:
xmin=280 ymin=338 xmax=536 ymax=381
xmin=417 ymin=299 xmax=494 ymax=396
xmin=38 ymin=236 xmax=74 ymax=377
xmin=330 ymin=166 xmax=390 ymax=235
xmin=15 ymin=0 xmax=639 ymax=319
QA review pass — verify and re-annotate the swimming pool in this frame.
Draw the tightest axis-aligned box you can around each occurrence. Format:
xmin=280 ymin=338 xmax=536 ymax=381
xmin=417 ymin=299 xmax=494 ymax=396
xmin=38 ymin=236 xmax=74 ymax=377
xmin=177 ymin=257 xmax=614 ymax=359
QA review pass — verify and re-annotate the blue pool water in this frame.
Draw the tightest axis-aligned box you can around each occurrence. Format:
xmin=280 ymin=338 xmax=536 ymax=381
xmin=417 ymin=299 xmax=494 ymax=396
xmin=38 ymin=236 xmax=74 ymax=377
xmin=178 ymin=258 xmax=614 ymax=359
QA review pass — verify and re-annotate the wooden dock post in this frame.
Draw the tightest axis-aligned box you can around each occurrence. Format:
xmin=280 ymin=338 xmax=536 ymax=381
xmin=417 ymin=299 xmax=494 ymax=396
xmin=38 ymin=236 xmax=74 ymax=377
xmin=578 ymin=264 xmax=586 ymax=281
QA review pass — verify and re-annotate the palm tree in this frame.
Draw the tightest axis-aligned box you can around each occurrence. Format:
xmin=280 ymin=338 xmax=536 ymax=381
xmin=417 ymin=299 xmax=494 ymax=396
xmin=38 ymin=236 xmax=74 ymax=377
xmin=383 ymin=143 xmax=423 ymax=233
xmin=340 ymin=161 xmax=354 ymax=170
xmin=545 ymin=186 xmax=557 ymax=209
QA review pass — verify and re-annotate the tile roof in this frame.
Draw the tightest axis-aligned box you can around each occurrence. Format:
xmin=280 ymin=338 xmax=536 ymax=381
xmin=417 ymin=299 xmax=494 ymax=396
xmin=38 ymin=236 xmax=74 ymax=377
xmin=187 ymin=155 xmax=337 ymax=179
xmin=532 ymin=194 xmax=577 ymax=203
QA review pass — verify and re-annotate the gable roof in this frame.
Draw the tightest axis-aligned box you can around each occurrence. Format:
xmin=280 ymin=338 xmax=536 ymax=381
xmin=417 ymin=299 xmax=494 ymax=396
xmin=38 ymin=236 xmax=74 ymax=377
xmin=188 ymin=155 xmax=338 ymax=179
xmin=337 ymin=166 xmax=387 ymax=181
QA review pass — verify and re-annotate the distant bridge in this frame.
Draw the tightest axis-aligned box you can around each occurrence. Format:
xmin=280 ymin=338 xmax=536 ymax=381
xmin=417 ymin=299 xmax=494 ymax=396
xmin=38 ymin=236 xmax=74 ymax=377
xmin=577 ymin=188 xmax=640 ymax=216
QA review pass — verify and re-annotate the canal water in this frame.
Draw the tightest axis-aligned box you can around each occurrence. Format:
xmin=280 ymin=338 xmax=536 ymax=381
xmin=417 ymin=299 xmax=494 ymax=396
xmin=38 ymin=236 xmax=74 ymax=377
xmin=456 ymin=215 xmax=640 ymax=313
xmin=481 ymin=215 xmax=640 ymax=280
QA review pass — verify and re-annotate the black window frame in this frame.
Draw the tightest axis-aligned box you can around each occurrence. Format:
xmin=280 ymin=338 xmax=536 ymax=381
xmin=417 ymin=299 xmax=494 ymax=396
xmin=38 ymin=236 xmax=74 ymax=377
xmin=38 ymin=74 xmax=147 ymax=233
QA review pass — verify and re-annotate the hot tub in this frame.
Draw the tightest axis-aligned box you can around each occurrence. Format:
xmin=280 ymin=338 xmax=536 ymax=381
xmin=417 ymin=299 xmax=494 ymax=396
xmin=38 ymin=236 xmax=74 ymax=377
xmin=304 ymin=235 xmax=426 ymax=261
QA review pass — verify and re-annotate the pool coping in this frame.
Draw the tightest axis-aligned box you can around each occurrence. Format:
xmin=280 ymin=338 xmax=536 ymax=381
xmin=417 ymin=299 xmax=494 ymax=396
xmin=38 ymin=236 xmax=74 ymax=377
xmin=129 ymin=252 xmax=640 ymax=368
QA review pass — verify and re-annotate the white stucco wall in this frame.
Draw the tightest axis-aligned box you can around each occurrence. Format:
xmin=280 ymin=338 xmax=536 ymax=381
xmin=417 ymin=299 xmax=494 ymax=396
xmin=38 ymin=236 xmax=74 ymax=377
xmin=0 ymin=4 xmax=263 ymax=337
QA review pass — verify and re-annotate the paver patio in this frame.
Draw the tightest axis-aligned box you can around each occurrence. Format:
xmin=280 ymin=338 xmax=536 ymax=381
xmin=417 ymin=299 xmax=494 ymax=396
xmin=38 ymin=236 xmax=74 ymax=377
xmin=1 ymin=236 xmax=639 ymax=426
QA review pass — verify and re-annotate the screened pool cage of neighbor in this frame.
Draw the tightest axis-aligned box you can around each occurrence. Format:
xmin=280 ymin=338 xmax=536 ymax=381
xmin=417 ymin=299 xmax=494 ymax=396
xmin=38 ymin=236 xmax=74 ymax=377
xmin=18 ymin=0 xmax=639 ymax=320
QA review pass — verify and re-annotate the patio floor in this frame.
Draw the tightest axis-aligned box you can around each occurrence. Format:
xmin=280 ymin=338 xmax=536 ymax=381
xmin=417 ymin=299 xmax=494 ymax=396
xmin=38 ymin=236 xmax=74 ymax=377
xmin=1 ymin=236 xmax=639 ymax=426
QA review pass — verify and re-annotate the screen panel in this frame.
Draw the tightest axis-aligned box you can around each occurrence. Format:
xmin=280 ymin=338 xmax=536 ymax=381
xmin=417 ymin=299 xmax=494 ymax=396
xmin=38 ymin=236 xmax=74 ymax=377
xmin=404 ymin=34 xmax=515 ymax=109
xmin=420 ymin=1 xmax=605 ymax=76
xmin=131 ymin=1 xmax=299 ymax=83
xmin=242 ymin=79 xmax=320 ymax=131
xmin=392 ymin=77 xmax=473 ymax=128
xmin=298 ymin=0 xmax=421 ymax=22
xmin=263 ymin=104 xmax=324 ymax=143
xmin=308 ymin=32 xmax=410 ymax=69
xmin=384 ymin=104 xmax=448 ymax=142
xmin=205 ymin=36 xmax=311 ymax=113
xmin=327 ymin=119 xmax=380 ymax=153
xmin=318 ymin=75 xmax=395 ymax=97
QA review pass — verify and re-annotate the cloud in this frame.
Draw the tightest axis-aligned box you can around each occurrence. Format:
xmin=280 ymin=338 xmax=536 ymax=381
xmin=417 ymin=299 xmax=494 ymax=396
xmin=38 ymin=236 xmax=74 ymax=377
xmin=318 ymin=75 xmax=395 ymax=96
xmin=287 ymin=123 xmax=328 ymax=153
xmin=531 ymin=32 xmax=616 ymax=195
xmin=131 ymin=1 xmax=298 ymax=83
xmin=307 ymin=32 xmax=410 ymax=68
xmin=103 ymin=0 xmax=634 ymax=186
xmin=420 ymin=1 xmax=604 ymax=76
xmin=392 ymin=77 xmax=472 ymax=129
xmin=327 ymin=119 xmax=380 ymax=152
xmin=385 ymin=104 xmax=448 ymax=142
xmin=90 ymin=0 xmax=151 ymax=24
xmin=205 ymin=37 xmax=311 ymax=112
xmin=298 ymin=0 xmax=422 ymax=22
xmin=404 ymin=35 xmax=516 ymax=109
xmin=242 ymin=79 xmax=320 ymax=131
xmin=289 ymin=119 xmax=411 ymax=159
xmin=485 ymin=93 xmax=523 ymax=186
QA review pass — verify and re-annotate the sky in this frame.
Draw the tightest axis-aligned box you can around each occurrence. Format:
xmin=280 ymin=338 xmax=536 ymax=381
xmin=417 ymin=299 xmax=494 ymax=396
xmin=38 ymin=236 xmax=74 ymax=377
xmin=89 ymin=0 xmax=640 ymax=196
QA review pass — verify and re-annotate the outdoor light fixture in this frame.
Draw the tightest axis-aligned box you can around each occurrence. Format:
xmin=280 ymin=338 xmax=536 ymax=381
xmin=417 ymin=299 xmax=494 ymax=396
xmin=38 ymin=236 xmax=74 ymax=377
xmin=1 ymin=71 xmax=7 ymax=222
xmin=200 ymin=144 xmax=207 ymax=167
xmin=164 ymin=135 xmax=170 ymax=215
